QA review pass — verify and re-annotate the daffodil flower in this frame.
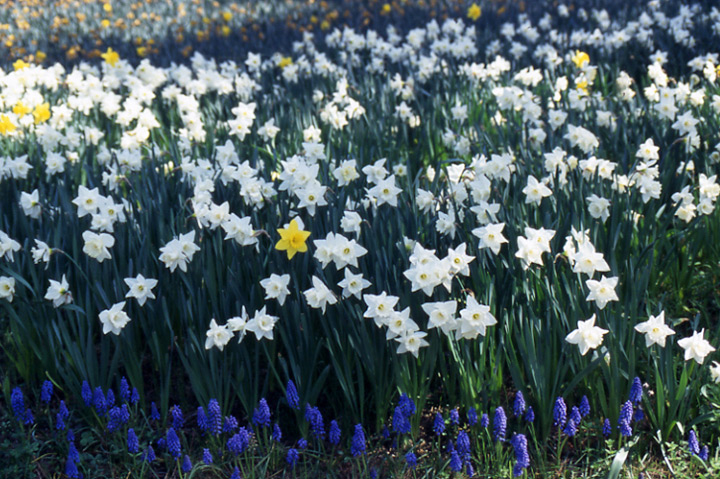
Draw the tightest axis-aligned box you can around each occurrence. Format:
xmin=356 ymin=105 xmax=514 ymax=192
xmin=275 ymin=219 xmax=310 ymax=260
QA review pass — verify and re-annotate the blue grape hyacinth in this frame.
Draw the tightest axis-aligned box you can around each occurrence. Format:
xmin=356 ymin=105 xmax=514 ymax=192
xmin=286 ymin=448 xmax=299 ymax=469
xmin=449 ymin=408 xmax=460 ymax=426
xmin=170 ymin=404 xmax=184 ymax=430
xmin=456 ymin=430 xmax=471 ymax=458
xmin=405 ymin=451 xmax=418 ymax=469
xmin=208 ymin=398 xmax=223 ymax=435
xmin=286 ymin=380 xmax=300 ymax=410
xmin=127 ymin=428 xmax=139 ymax=453
xmin=197 ymin=406 xmax=209 ymax=433
xmin=524 ymin=406 xmax=535 ymax=423
xmin=602 ymin=418 xmax=612 ymax=438
xmin=119 ymin=377 xmax=130 ymax=403
xmin=150 ymin=402 xmax=160 ymax=422
xmin=56 ymin=400 xmax=69 ymax=430
xmin=579 ymin=395 xmax=590 ymax=418
xmin=392 ymin=405 xmax=411 ymax=434
xmin=11 ymin=387 xmax=25 ymax=421
xmin=227 ymin=427 xmax=250 ymax=455
xmin=398 ymin=393 xmax=416 ymax=417
xmin=329 ymin=420 xmax=341 ymax=445
xmin=553 ymin=397 xmax=567 ymax=427
xmin=689 ymin=430 xmax=700 ymax=456
xmin=618 ymin=401 xmax=633 ymax=437
xmin=629 ymin=377 xmax=643 ymax=404
xmin=493 ymin=406 xmax=507 ymax=442
xmin=351 ymin=424 xmax=366 ymax=456
xmin=513 ymin=391 xmax=526 ymax=417
xmin=449 ymin=449 xmax=463 ymax=472
xmin=40 ymin=380 xmax=54 ymax=404
xmin=273 ymin=423 xmax=283 ymax=442
xmin=166 ymin=427 xmax=181 ymax=458
xmin=699 ymin=445 xmax=709 ymax=461
xmin=433 ymin=412 xmax=445 ymax=436
xmin=182 ymin=455 xmax=192 ymax=473
xmin=480 ymin=413 xmax=489 ymax=428
xmin=305 ymin=404 xmax=325 ymax=440
xmin=511 ymin=434 xmax=530 ymax=477
xmin=81 ymin=381 xmax=92 ymax=407
xmin=467 ymin=407 xmax=478 ymax=426
xmin=563 ymin=418 xmax=577 ymax=437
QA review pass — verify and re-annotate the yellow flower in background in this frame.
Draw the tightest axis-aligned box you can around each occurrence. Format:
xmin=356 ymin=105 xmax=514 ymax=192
xmin=0 ymin=115 xmax=16 ymax=135
xmin=35 ymin=51 xmax=46 ymax=62
xmin=467 ymin=3 xmax=482 ymax=21
xmin=572 ymin=50 xmax=590 ymax=68
xmin=381 ymin=3 xmax=391 ymax=14
xmin=101 ymin=47 xmax=119 ymax=66
xmin=13 ymin=59 xmax=29 ymax=70
xmin=278 ymin=56 xmax=293 ymax=68
xmin=33 ymin=103 xmax=50 ymax=124
xmin=101 ymin=19 xmax=111 ymax=28
xmin=222 ymin=11 xmax=232 ymax=22
xmin=275 ymin=219 xmax=310 ymax=260
xmin=12 ymin=102 xmax=31 ymax=117
xmin=137 ymin=46 xmax=148 ymax=57
xmin=103 ymin=2 xmax=112 ymax=13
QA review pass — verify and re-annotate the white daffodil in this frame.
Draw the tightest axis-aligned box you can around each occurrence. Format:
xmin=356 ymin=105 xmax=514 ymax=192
xmin=99 ymin=302 xmax=131 ymax=335
xmin=678 ymin=329 xmax=716 ymax=365
xmin=565 ymin=314 xmax=608 ymax=356
xmin=634 ymin=311 xmax=675 ymax=347
xmin=204 ymin=319 xmax=232 ymax=351
xmin=124 ymin=274 xmax=158 ymax=306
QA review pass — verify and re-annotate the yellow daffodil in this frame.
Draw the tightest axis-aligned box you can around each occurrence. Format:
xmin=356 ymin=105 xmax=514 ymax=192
xmin=467 ymin=3 xmax=482 ymax=21
xmin=381 ymin=3 xmax=391 ymax=14
xmin=12 ymin=102 xmax=31 ymax=117
xmin=0 ymin=115 xmax=17 ymax=135
xmin=275 ymin=219 xmax=310 ymax=260
xmin=222 ymin=11 xmax=232 ymax=22
xmin=576 ymin=79 xmax=588 ymax=94
xmin=101 ymin=47 xmax=120 ymax=66
xmin=13 ymin=59 xmax=29 ymax=71
xmin=33 ymin=103 xmax=50 ymax=124
xmin=572 ymin=50 xmax=590 ymax=69
xmin=278 ymin=56 xmax=293 ymax=68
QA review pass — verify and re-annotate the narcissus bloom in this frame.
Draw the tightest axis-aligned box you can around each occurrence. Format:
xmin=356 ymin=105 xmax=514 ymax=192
xmin=33 ymin=103 xmax=50 ymax=124
xmin=275 ymin=219 xmax=310 ymax=260
xmin=467 ymin=3 xmax=481 ymax=21
xmin=205 ymin=319 xmax=232 ymax=351
xmin=634 ymin=311 xmax=675 ymax=347
xmin=82 ymin=231 xmax=115 ymax=262
xmin=124 ymin=274 xmax=158 ymax=306
xmin=572 ymin=51 xmax=590 ymax=68
xmin=101 ymin=47 xmax=120 ymax=66
xmin=0 ymin=276 xmax=16 ymax=302
xmin=99 ymin=302 xmax=131 ymax=335
xmin=678 ymin=329 xmax=716 ymax=365
xmin=585 ymin=276 xmax=619 ymax=310
xmin=0 ymin=114 xmax=16 ymax=135
xmin=566 ymin=314 xmax=608 ymax=356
